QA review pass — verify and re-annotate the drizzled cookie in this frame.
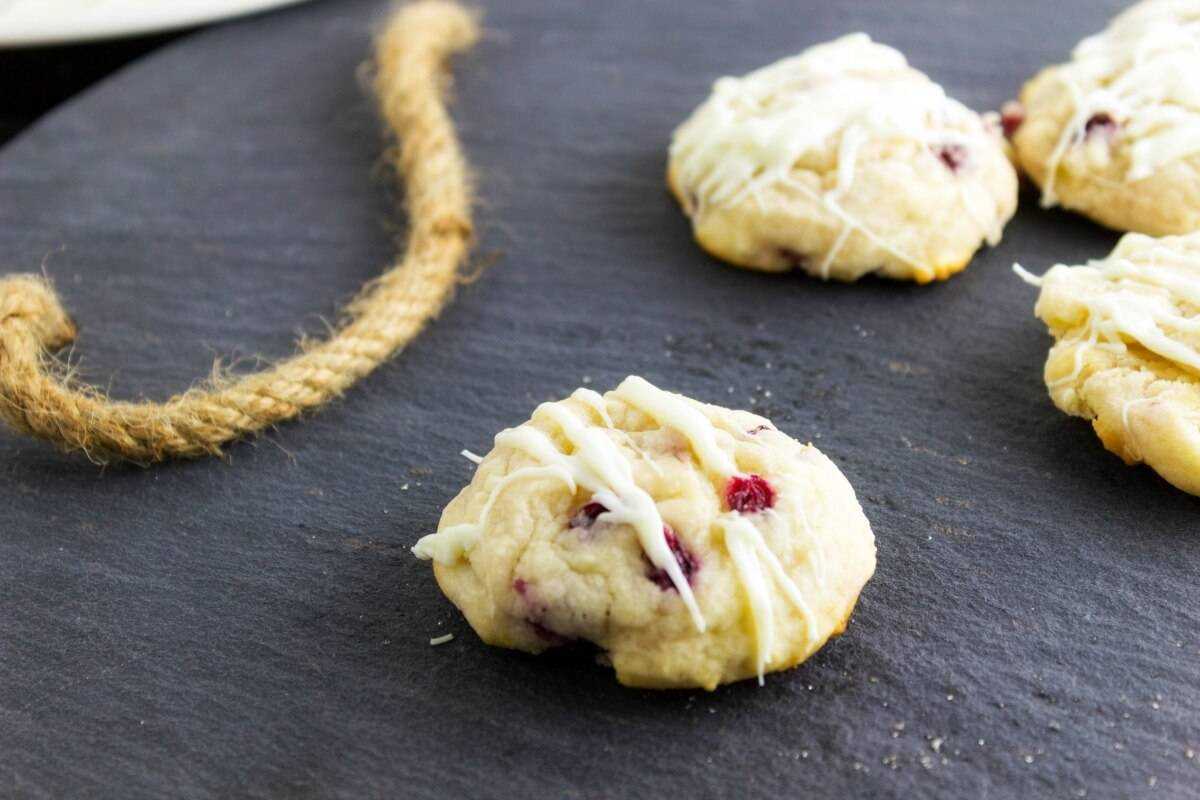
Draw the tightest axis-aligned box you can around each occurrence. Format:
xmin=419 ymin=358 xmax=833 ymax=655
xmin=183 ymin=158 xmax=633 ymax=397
xmin=668 ymin=34 xmax=1018 ymax=283
xmin=1017 ymin=232 xmax=1200 ymax=496
xmin=414 ymin=377 xmax=876 ymax=689
xmin=1011 ymin=0 xmax=1200 ymax=234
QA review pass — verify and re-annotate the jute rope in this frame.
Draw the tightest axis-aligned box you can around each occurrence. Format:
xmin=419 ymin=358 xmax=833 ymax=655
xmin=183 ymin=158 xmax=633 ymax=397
xmin=0 ymin=1 xmax=479 ymax=464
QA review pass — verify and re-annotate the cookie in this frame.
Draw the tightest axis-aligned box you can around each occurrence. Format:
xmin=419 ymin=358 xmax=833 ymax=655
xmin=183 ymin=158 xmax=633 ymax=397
xmin=413 ymin=376 xmax=876 ymax=689
xmin=1017 ymin=231 xmax=1200 ymax=496
xmin=667 ymin=33 xmax=1018 ymax=283
xmin=1011 ymin=0 xmax=1200 ymax=234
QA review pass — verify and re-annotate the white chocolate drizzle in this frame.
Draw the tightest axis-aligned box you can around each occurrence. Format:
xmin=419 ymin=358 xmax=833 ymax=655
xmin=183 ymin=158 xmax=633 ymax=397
xmin=412 ymin=464 xmax=575 ymax=564
xmin=576 ymin=386 xmax=664 ymax=477
xmin=669 ymin=33 xmax=1003 ymax=278
xmin=571 ymin=387 xmax=615 ymax=428
xmin=1017 ymin=232 xmax=1200 ymax=380
xmin=612 ymin=375 xmax=737 ymax=478
xmin=1120 ymin=395 xmax=1158 ymax=460
xmin=763 ymin=489 xmax=826 ymax=591
xmin=415 ymin=377 xmax=826 ymax=668
xmin=1038 ymin=0 xmax=1200 ymax=206
xmin=719 ymin=514 xmax=817 ymax=685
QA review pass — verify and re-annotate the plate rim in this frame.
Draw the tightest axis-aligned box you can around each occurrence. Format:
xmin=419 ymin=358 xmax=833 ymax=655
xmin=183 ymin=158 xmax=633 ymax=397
xmin=0 ymin=0 xmax=312 ymax=47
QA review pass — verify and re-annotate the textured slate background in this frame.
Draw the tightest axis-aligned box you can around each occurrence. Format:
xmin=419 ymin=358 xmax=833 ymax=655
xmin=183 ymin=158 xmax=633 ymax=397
xmin=0 ymin=31 xmax=181 ymax=146
xmin=2 ymin=1 xmax=1198 ymax=797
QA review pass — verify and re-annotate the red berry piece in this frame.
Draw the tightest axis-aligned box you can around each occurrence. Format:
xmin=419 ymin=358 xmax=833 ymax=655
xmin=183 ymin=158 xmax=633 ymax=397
xmin=569 ymin=501 xmax=607 ymax=529
xmin=646 ymin=526 xmax=699 ymax=591
xmin=1000 ymin=101 xmax=1025 ymax=138
xmin=777 ymin=247 xmax=809 ymax=269
xmin=934 ymin=144 xmax=969 ymax=173
xmin=513 ymin=579 xmax=571 ymax=645
xmin=1084 ymin=112 xmax=1118 ymax=140
xmin=529 ymin=620 xmax=570 ymax=646
xmin=725 ymin=474 xmax=776 ymax=514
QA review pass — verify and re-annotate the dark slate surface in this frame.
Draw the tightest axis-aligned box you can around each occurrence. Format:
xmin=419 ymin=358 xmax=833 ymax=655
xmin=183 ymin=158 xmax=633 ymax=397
xmin=0 ymin=31 xmax=183 ymax=147
xmin=2 ymin=1 xmax=1197 ymax=797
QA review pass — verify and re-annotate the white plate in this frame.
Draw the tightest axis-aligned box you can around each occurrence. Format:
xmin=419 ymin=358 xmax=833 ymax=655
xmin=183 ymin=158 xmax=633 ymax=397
xmin=0 ymin=0 xmax=312 ymax=47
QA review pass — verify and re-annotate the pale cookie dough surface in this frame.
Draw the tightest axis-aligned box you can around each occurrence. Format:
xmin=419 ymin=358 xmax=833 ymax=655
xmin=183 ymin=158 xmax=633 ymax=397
xmin=667 ymin=33 xmax=1018 ymax=284
xmin=1020 ymin=231 xmax=1200 ymax=496
xmin=413 ymin=376 xmax=876 ymax=690
xmin=1013 ymin=0 xmax=1200 ymax=235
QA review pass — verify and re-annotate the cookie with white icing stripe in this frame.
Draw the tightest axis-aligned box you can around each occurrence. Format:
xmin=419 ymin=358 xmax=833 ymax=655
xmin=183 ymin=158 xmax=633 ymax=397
xmin=667 ymin=33 xmax=1018 ymax=283
xmin=1018 ymin=232 xmax=1200 ymax=496
xmin=1012 ymin=0 xmax=1200 ymax=234
xmin=413 ymin=376 xmax=876 ymax=689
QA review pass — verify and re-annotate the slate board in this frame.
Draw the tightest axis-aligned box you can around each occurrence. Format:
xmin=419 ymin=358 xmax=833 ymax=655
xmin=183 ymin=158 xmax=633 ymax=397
xmin=2 ymin=1 xmax=1197 ymax=797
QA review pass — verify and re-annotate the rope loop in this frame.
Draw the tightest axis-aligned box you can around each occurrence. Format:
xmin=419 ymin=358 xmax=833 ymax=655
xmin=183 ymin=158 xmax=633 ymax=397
xmin=0 ymin=1 xmax=479 ymax=464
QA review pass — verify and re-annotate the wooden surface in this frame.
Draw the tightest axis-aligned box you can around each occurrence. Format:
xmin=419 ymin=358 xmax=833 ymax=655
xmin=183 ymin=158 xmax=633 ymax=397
xmin=2 ymin=1 xmax=1197 ymax=797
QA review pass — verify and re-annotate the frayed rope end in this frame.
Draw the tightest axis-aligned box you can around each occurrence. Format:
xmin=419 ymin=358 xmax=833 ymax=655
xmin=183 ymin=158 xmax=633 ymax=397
xmin=0 ymin=274 xmax=78 ymax=353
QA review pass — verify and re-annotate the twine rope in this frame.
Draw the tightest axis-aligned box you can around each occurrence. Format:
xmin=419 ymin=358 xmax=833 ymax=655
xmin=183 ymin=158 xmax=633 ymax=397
xmin=0 ymin=1 xmax=479 ymax=464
